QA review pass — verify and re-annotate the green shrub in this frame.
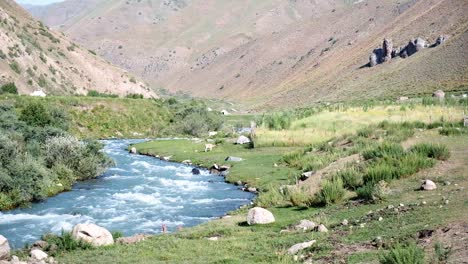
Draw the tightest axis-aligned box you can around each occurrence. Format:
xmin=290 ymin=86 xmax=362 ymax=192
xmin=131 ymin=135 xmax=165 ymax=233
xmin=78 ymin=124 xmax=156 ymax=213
xmin=284 ymin=186 xmax=312 ymax=207
xmin=20 ymin=101 xmax=52 ymax=127
xmin=261 ymin=112 xmax=293 ymax=130
xmin=410 ymin=143 xmax=450 ymax=161
xmin=125 ymin=93 xmax=144 ymax=99
xmin=434 ymin=241 xmax=451 ymax=262
xmin=42 ymin=231 xmax=93 ymax=255
xmin=362 ymin=142 xmax=405 ymax=160
xmin=87 ymin=90 xmax=118 ymax=98
xmin=111 ymin=231 xmax=124 ymax=240
xmin=439 ymin=127 xmax=467 ymax=136
xmin=9 ymin=61 xmax=21 ymax=74
xmin=356 ymin=181 xmax=388 ymax=202
xmin=316 ymin=177 xmax=346 ymax=206
xmin=334 ymin=167 xmax=363 ymax=190
xmin=380 ymin=242 xmax=424 ymax=264
xmin=1 ymin=83 xmax=18 ymax=94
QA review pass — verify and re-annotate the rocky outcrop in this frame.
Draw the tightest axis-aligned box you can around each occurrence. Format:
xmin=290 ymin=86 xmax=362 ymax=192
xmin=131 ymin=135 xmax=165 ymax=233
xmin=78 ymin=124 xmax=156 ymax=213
xmin=246 ymin=207 xmax=275 ymax=225
xmin=236 ymin=135 xmax=251 ymax=145
xmin=71 ymin=223 xmax=114 ymax=246
xmin=0 ymin=235 xmax=10 ymax=260
xmin=383 ymin=38 xmax=393 ymax=62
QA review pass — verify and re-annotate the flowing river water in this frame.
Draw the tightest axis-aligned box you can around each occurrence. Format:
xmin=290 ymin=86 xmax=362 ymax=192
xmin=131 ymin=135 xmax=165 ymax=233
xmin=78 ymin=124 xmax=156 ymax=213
xmin=0 ymin=139 xmax=254 ymax=248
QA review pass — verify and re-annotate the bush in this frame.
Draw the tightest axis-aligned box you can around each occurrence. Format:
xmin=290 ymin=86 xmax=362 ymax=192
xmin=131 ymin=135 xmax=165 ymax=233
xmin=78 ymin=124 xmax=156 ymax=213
xmin=410 ymin=143 xmax=450 ymax=161
xmin=356 ymin=181 xmax=389 ymax=202
xmin=334 ymin=168 xmax=363 ymax=190
xmin=87 ymin=90 xmax=118 ymax=98
xmin=380 ymin=242 xmax=424 ymax=264
xmin=42 ymin=231 xmax=93 ymax=255
xmin=439 ymin=127 xmax=467 ymax=136
xmin=19 ymin=101 xmax=52 ymax=127
xmin=284 ymin=186 xmax=312 ymax=207
xmin=0 ymin=83 xmax=18 ymax=94
xmin=126 ymin=93 xmax=144 ymax=99
xmin=262 ymin=112 xmax=293 ymax=130
xmin=316 ymin=177 xmax=346 ymax=206
xmin=362 ymin=142 xmax=405 ymax=160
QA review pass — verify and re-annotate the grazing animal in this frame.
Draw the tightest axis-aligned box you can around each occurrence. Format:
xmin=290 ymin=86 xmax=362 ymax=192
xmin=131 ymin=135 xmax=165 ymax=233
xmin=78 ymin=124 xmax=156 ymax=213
xmin=205 ymin=144 xmax=216 ymax=152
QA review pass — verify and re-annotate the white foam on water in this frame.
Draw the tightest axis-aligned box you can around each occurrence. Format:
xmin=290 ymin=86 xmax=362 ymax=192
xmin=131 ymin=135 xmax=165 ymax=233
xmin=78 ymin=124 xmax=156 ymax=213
xmin=193 ymin=198 xmax=250 ymax=204
xmin=0 ymin=213 xmax=85 ymax=223
xmin=159 ymin=179 xmax=209 ymax=191
xmin=112 ymin=192 xmax=162 ymax=205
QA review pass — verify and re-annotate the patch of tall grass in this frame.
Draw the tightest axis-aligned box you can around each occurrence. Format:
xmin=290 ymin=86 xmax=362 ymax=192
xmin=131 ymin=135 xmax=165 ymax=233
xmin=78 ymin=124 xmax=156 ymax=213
xmin=410 ymin=143 xmax=450 ymax=161
xmin=315 ymin=177 xmax=346 ymax=206
xmin=380 ymin=242 xmax=425 ymax=264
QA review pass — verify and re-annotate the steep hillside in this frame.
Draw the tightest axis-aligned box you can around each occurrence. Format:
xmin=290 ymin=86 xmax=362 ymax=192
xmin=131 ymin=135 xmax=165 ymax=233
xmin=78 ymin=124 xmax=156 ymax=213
xmin=0 ymin=0 xmax=155 ymax=97
xmin=27 ymin=0 xmax=467 ymax=107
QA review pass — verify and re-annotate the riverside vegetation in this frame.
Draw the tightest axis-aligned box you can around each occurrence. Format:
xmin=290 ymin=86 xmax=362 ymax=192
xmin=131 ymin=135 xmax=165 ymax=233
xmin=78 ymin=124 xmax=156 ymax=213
xmin=28 ymin=95 xmax=465 ymax=263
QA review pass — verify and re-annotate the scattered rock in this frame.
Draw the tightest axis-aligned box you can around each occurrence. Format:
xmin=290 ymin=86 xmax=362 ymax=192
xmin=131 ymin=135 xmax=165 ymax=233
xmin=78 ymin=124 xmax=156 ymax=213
xmin=432 ymin=90 xmax=445 ymax=99
xmin=373 ymin=236 xmax=384 ymax=248
xmin=30 ymin=249 xmax=48 ymax=261
xmin=129 ymin=147 xmax=137 ymax=154
xmin=316 ymin=224 xmax=328 ymax=233
xmin=236 ymin=135 xmax=251 ymax=145
xmin=0 ymin=235 xmax=9 ymax=260
xmin=421 ymin=180 xmax=437 ymax=191
xmin=235 ymin=180 xmax=243 ymax=186
xmin=300 ymin=171 xmax=314 ymax=181
xmin=435 ymin=35 xmax=447 ymax=46
xmin=341 ymin=219 xmax=349 ymax=226
xmin=225 ymin=156 xmax=243 ymax=162
xmin=398 ymin=96 xmax=409 ymax=102
xmin=207 ymin=237 xmax=219 ymax=241
xmin=191 ymin=168 xmax=200 ymax=175
xmin=287 ymin=240 xmax=316 ymax=255
xmin=116 ymin=234 xmax=149 ymax=245
xmin=378 ymin=217 xmax=383 ymax=221
xmin=182 ymin=160 xmax=192 ymax=165
xmin=162 ymin=156 xmax=171 ymax=161
xmin=32 ymin=241 xmax=48 ymax=250
xmin=247 ymin=187 xmax=257 ymax=193
xmin=246 ymin=207 xmax=275 ymax=225
xmin=71 ymin=223 xmax=114 ymax=246
xmin=295 ymin=220 xmax=317 ymax=231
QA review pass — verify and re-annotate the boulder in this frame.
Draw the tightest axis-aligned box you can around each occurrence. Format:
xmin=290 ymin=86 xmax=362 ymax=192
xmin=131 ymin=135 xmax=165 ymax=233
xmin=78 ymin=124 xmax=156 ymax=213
xmin=182 ymin=160 xmax=192 ymax=165
xmin=247 ymin=187 xmax=257 ymax=193
xmin=287 ymin=240 xmax=316 ymax=255
xmin=30 ymin=249 xmax=48 ymax=260
xmin=295 ymin=220 xmax=316 ymax=231
xmin=432 ymin=90 xmax=445 ymax=99
xmin=391 ymin=47 xmax=400 ymax=58
xmin=383 ymin=38 xmax=393 ymax=62
xmin=300 ymin=171 xmax=314 ymax=181
xmin=435 ymin=35 xmax=447 ymax=46
xmin=71 ymin=223 xmax=114 ymax=246
xmin=32 ymin=240 xmax=49 ymax=250
xmin=414 ymin=37 xmax=427 ymax=51
xmin=129 ymin=147 xmax=137 ymax=154
xmin=225 ymin=156 xmax=243 ymax=162
xmin=236 ymin=135 xmax=251 ymax=145
xmin=0 ymin=235 xmax=9 ymax=260
xmin=191 ymin=168 xmax=200 ymax=175
xmin=369 ymin=52 xmax=378 ymax=67
xmin=247 ymin=207 xmax=275 ymax=225
xmin=116 ymin=234 xmax=149 ymax=245
xmin=421 ymin=180 xmax=437 ymax=191
xmin=316 ymin=224 xmax=328 ymax=233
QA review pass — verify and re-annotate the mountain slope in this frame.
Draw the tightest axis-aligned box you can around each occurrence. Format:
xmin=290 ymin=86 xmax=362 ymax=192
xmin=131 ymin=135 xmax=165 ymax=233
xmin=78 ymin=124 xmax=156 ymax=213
xmin=27 ymin=0 xmax=467 ymax=106
xmin=0 ymin=0 xmax=155 ymax=97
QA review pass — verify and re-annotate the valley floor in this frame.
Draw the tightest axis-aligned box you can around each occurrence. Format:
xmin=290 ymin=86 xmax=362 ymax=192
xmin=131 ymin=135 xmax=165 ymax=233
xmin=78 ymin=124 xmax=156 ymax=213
xmin=55 ymin=103 xmax=468 ymax=263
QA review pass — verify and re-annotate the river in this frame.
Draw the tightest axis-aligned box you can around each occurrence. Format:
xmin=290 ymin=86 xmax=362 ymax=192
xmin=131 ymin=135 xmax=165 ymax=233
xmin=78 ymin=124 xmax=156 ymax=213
xmin=0 ymin=139 xmax=254 ymax=248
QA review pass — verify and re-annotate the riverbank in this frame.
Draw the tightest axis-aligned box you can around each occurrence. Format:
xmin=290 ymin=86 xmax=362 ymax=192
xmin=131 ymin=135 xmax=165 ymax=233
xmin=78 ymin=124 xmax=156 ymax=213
xmin=56 ymin=124 xmax=468 ymax=263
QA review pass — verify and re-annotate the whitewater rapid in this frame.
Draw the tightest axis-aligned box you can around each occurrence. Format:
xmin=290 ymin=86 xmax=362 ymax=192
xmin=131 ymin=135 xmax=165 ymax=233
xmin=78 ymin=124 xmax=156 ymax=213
xmin=0 ymin=139 xmax=254 ymax=248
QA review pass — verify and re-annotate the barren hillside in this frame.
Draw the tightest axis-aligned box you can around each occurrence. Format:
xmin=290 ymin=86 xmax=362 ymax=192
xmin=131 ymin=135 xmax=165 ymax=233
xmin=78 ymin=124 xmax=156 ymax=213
xmin=26 ymin=0 xmax=467 ymax=106
xmin=0 ymin=0 xmax=155 ymax=97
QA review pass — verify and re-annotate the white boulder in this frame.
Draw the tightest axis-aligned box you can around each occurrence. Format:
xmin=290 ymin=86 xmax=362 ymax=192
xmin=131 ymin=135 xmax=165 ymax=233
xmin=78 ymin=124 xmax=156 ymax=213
xmin=247 ymin=207 xmax=275 ymax=225
xmin=236 ymin=135 xmax=251 ymax=145
xmin=295 ymin=220 xmax=316 ymax=231
xmin=130 ymin=147 xmax=137 ymax=154
xmin=0 ymin=235 xmax=10 ymax=260
xmin=316 ymin=224 xmax=328 ymax=233
xmin=287 ymin=240 xmax=316 ymax=255
xmin=421 ymin=180 xmax=437 ymax=191
xmin=71 ymin=223 xmax=114 ymax=246
xmin=30 ymin=249 xmax=48 ymax=260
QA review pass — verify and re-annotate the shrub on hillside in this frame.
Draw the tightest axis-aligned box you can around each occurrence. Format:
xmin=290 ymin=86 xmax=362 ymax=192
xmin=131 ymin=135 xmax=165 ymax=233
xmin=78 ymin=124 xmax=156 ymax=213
xmin=0 ymin=83 xmax=18 ymax=94
xmin=410 ymin=143 xmax=450 ymax=161
xmin=356 ymin=181 xmax=389 ymax=202
xmin=261 ymin=112 xmax=293 ymax=130
xmin=316 ymin=177 xmax=346 ymax=206
xmin=334 ymin=167 xmax=363 ymax=190
xmin=380 ymin=243 xmax=425 ymax=264
xmin=42 ymin=231 xmax=93 ymax=255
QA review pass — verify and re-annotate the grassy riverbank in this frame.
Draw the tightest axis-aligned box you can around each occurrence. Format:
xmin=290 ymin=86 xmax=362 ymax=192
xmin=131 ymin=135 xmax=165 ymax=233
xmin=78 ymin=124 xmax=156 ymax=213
xmin=54 ymin=101 xmax=468 ymax=263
